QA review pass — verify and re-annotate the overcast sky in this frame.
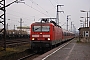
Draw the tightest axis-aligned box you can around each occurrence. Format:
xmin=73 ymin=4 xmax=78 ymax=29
xmin=1 ymin=0 xmax=90 ymax=31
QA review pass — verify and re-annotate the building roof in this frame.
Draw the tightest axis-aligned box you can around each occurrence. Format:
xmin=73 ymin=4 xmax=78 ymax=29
xmin=78 ymin=27 xmax=89 ymax=30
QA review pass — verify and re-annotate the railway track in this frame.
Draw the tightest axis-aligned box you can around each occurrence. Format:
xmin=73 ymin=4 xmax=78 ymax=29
xmin=18 ymin=52 xmax=38 ymax=60
xmin=0 ymin=38 xmax=74 ymax=60
xmin=0 ymin=39 xmax=30 ymax=47
xmin=17 ymin=39 xmax=73 ymax=60
xmin=17 ymin=49 xmax=48 ymax=60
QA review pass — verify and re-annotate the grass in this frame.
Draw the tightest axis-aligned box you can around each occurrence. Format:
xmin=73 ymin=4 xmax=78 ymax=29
xmin=76 ymin=38 xmax=83 ymax=43
xmin=76 ymin=40 xmax=82 ymax=43
xmin=0 ymin=47 xmax=4 ymax=51
xmin=0 ymin=44 xmax=30 ymax=57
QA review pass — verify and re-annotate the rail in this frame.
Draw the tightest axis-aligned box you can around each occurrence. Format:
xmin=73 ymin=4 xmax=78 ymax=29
xmin=0 ymin=39 xmax=30 ymax=47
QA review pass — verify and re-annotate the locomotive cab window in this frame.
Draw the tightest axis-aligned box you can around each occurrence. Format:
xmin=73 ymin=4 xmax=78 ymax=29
xmin=33 ymin=26 xmax=41 ymax=32
xmin=33 ymin=26 xmax=50 ymax=32
xmin=42 ymin=26 xmax=50 ymax=32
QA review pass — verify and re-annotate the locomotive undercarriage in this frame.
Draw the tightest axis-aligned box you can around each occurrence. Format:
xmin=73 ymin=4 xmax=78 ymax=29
xmin=31 ymin=41 xmax=52 ymax=51
xmin=30 ymin=39 xmax=62 ymax=51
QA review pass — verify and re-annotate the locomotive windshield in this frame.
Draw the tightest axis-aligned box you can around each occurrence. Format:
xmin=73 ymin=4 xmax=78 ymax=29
xmin=33 ymin=26 xmax=50 ymax=32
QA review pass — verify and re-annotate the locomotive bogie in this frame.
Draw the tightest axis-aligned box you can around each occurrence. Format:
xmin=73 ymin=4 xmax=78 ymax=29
xmin=31 ymin=41 xmax=52 ymax=49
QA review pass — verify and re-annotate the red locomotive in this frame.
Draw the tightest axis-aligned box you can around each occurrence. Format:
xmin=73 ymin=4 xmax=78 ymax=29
xmin=30 ymin=18 xmax=74 ymax=50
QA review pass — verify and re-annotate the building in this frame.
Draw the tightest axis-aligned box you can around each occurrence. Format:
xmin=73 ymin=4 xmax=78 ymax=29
xmin=78 ymin=21 xmax=90 ymax=42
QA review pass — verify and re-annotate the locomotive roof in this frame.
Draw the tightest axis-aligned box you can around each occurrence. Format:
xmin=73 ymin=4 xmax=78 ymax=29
xmin=31 ymin=22 xmax=62 ymax=28
xmin=31 ymin=22 xmax=55 ymax=26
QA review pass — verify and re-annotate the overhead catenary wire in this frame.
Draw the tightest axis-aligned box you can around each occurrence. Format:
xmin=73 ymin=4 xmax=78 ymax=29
xmin=29 ymin=0 xmax=47 ymax=12
xmin=6 ymin=13 xmax=32 ymax=20
xmin=29 ymin=0 xmax=53 ymax=17
xmin=6 ymin=13 xmax=36 ymax=25
xmin=24 ymin=3 xmax=49 ymax=17
xmin=29 ymin=0 xmax=67 ymax=24
xmin=48 ymin=0 xmax=67 ymax=27
xmin=60 ymin=8 xmax=74 ymax=31
xmin=29 ymin=0 xmax=46 ymax=14
xmin=6 ymin=0 xmax=57 ymax=25
xmin=52 ymin=0 xmax=59 ymax=4
xmin=7 ymin=0 xmax=60 ymax=22
xmin=49 ymin=0 xmax=56 ymax=9
xmin=30 ymin=0 xmax=34 ymax=8
xmin=7 ymin=9 xmax=38 ymax=19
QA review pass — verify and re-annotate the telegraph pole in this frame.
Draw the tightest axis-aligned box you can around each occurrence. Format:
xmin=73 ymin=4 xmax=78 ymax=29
xmin=18 ymin=18 xmax=23 ymax=35
xmin=56 ymin=5 xmax=64 ymax=25
xmin=4 ymin=0 xmax=6 ymax=51
xmin=20 ymin=18 xmax=22 ymax=31
xmin=67 ymin=15 xmax=71 ymax=31
xmin=14 ymin=25 xmax=17 ymax=31
xmin=71 ymin=22 xmax=72 ymax=32
xmin=89 ymin=20 xmax=90 ymax=28
xmin=81 ymin=10 xmax=90 ymax=27
xmin=0 ymin=0 xmax=24 ymax=51
xmin=7 ymin=23 xmax=8 ymax=30
xmin=87 ymin=12 xmax=88 ymax=27
xmin=0 ymin=0 xmax=6 ymax=51
xmin=67 ymin=16 xmax=68 ymax=31
xmin=85 ymin=18 xmax=86 ymax=27
xmin=73 ymin=24 xmax=76 ymax=34
xmin=19 ymin=18 xmax=24 ymax=31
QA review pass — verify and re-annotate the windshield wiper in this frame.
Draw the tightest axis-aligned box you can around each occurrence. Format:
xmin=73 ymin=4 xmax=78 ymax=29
xmin=34 ymin=27 xmax=41 ymax=31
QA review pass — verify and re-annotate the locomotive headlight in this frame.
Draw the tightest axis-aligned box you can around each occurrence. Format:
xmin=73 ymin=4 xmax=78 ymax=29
xmin=32 ymin=38 xmax=34 ymax=40
xmin=48 ymin=38 xmax=50 ymax=40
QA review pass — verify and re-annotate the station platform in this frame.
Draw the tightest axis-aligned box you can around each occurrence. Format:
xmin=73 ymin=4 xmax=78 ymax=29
xmin=33 ymin=38 xmax=90 ymax=60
